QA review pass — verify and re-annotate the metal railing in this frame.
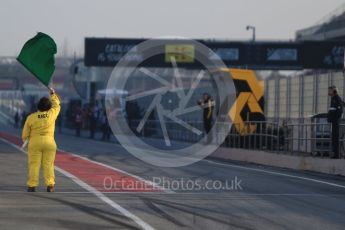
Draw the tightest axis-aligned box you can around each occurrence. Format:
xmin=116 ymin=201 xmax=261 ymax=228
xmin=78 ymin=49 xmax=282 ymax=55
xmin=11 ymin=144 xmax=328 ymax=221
xmin=224 ymin=121 xmax=283 ymax=152
xmin=284 ymin=122 xmax=345 ymax=158
xmin=129 ymin=120 xmax=283 ymax=151
xmin=128 ymin=119 xmax=345 ymax=158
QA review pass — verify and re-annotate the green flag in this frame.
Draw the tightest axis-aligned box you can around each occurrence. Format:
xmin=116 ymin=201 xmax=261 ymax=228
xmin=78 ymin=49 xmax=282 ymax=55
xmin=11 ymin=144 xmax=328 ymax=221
xmin=17 ymin=32 xmax=57 ymax=86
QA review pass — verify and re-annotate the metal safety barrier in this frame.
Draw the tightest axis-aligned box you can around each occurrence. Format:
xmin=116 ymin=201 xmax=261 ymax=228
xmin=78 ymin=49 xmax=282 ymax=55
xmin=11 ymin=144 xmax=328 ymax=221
xmin=284 ymin=122 xmax=345 ymax=158
xmin=128 ymin=119 xmax=345 ymax=158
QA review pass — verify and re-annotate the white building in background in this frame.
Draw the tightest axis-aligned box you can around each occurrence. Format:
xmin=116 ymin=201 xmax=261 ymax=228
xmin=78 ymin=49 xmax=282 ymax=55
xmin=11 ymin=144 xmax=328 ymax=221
xmin=265 ymin=4 xmax=345 ymax=121
xmin=296 ymin=3 xmax=345 ymax=41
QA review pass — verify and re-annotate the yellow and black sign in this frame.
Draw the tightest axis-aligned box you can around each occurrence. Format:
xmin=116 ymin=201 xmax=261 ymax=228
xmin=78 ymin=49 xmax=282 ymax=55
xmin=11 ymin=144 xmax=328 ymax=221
xmin=165 ymin=44 xmax=195 ymax=63
xmin=220 ymin=68 xmax=265 ymax=135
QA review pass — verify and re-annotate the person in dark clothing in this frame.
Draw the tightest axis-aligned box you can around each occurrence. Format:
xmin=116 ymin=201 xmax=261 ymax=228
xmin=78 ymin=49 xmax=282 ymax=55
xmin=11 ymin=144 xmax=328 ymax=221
xmin=14 ymin=112 xmax=19 ymax=128
xmin=88 ymin=103 xmax=100 ymax=139
xmin=100 ymin=110 xmax=111 ymax=141
xmin=57 ymin=114 xmax=62 ymax=134
xmin=21 ymin=111 xmax=27 ymax=128
xmin=198 ymin=93 xmax=214 ymax=143
xmin=75 ymin=107 xmax=83 ymax=137
xmin=327 ymin=86 xmax=343 ymax=159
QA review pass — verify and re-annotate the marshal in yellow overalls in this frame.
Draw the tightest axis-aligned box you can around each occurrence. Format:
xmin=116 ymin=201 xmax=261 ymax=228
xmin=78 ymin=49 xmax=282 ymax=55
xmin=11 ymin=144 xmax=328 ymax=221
xmin=22 ymin=93 xmax=60 ymax=188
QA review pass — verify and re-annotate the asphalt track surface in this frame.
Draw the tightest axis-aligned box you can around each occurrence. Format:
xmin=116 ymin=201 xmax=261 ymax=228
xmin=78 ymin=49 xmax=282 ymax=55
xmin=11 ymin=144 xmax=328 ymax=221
xmin=1 ymin=124 xmax=345 ymax=230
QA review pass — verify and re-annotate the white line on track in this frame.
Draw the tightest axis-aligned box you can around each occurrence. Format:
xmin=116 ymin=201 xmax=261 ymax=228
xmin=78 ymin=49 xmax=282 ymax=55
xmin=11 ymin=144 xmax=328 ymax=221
xmin=0 ymin=137 xmax=156 ymax=230
xmin=205 ymin=159 xmax=345 ymax=189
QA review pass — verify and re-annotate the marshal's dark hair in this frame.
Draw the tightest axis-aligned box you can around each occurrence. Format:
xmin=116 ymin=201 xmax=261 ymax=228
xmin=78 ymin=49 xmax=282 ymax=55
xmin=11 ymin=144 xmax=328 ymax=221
xmin=203 ymin=92 xmax=211 ymax=100
xmin=37 ymin=97 xmax=52 ymax=112
xmin=329 ymin=85 xmax=338 ymax=94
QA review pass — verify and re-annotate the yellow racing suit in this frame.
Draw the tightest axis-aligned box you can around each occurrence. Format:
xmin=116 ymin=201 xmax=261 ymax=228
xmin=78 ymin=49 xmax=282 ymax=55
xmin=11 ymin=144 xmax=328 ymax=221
xmin=22 ymin=93 xmax=60 ymax=187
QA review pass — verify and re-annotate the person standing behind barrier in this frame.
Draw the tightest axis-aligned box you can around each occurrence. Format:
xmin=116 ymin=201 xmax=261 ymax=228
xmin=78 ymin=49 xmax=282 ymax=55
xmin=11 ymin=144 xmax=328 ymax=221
xmin=21 ymin=111 xmax=27 ymax=128
xmin=327 ymin=86 xmax=343 ymax=159
xmin=88 ymin=103 xmax=100 ymax=139
xmin=22 ymin=87 xmax=60 ymax=192
xmin=100 ymin=110 xmax=111 ymax=141
xmin=14 ymin=112 xmax=19 ymax=128
xmin=198 ymin=93 xmax=214 ymax=143
xmin=75 ymin=107 xmax=83 ymax=137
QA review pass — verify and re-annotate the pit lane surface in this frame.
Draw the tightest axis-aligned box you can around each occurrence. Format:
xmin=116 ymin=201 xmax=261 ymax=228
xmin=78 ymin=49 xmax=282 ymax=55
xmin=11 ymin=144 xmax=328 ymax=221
xmin=1 ymin=125 xmax=345 ymax=230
